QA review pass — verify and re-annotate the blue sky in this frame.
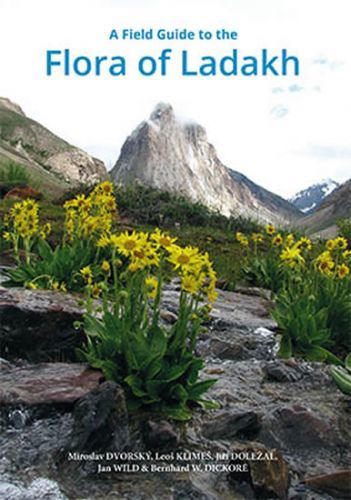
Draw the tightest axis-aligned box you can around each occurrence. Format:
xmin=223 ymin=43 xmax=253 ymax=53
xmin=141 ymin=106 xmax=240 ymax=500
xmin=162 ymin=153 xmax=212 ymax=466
xmin=0 ymin=0 xmax=350 ymax=197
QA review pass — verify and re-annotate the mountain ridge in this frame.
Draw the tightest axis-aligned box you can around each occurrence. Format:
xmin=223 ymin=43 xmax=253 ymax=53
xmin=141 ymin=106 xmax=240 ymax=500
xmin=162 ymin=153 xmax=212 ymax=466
xmin=296 ymin=178 xmax=351 ymax=236
xmin=0 ymin=97 xmax=107 ymax=196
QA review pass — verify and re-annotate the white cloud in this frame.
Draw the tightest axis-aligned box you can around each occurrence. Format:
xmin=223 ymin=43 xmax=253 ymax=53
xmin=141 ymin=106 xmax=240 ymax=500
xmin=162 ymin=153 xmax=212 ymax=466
xmin=0 ymin=0 xmax=350 ymax=198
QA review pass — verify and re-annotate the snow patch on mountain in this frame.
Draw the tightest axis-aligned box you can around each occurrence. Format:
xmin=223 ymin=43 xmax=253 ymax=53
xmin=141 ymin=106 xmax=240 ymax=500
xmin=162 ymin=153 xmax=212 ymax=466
xmin=289 ymin=179 xmax=339 ymax=214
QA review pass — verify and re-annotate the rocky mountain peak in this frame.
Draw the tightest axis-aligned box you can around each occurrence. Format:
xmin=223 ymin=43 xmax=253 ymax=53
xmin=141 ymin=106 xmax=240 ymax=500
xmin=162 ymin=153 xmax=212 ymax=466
xmin=111 ymin=103 xmax=300 ymax=225
xmin=149 ymin=102 xmax=175 ymax=125
xmin=0 ymin=97 xmax=26 ymax=116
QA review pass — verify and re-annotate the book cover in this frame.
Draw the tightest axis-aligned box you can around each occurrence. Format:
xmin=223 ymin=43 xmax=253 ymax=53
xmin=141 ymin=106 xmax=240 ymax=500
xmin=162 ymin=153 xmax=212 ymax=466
xmin=0 ymin=1 xmax=350 ymax=499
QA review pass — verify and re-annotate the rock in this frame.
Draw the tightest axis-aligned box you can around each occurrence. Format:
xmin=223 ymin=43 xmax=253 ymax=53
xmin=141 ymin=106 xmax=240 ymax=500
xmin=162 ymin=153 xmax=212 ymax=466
xmin=143 ymin=420 xmax=180 ymax=451
xmin=0 ymin=478 xmax=67 ymax=500
xmin=0 ymin=287 xmax=85 ymax=361
xmin=197 ymin=337 xmax=245 ymax=361
xmin=0 ymin=481 xmax=23 ymax=500
xmin=304 ymin=470 xmax=351 ymax=498
xmin=0 ymin=363 xmax=103 ymax=405
xmin=261 ymin=404 xmax=336 ymax=450
xmin=202 ymin=410 xmax=261 ymax=440
xmin=25 ymin=478 xmax=68 ymax=500
xmin=229 ymin=443 xmax=289 ymax=499
xmin=46 ymin=149 xmax=106 ymax=185
xmin=209 ymin=289 xmax=277 ymax=332
xmin=160 ymin=309 xmax=178 ymax=324
xmin=8 ymin=408 xmax=29 ymax=429
xmin=68 ymin=381 xmax=129 ymax=453
xmin=4 ymin=186 xmax=42 ymax=200
xmin=264 ymin=360 xmax=309 ymax=382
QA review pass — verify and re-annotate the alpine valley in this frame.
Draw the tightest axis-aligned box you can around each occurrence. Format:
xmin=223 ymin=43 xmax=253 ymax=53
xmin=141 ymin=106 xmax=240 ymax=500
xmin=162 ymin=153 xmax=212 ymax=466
xmin=1 ymin=97 xmax=349 ymax=233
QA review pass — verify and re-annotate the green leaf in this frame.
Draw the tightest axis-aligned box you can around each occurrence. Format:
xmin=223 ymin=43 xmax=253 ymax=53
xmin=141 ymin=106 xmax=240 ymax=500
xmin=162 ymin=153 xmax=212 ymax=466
xmin=187 ymin=358 xmax=204 ymax=384
xmin=302 ymin=345 xmax=328 ymax=362
xmin=147 ymin=324 xmax=167 ymax=358
xmin=168 ymin=383 xmax=189 ymax=403
xmin=330 ymin=367 xmax=351 ymax=395
xmin=143 ymin=356 xmax=163 ymax=379
xmin=188 ymin=379 xmax=217 ymax=400
xmin=278 ymin=335 xmax=292 ymax=358
xmin=161 ymin=359 xmax=194 ymax=383
xmin=197 ymin=399 xmax=220 ymax=410
xmin=36 ymin=239 xmax=53 ymax=260
xmin=145 ymin=380 xmax=166 ymax=400
xmin=124 ymin=375 xmax=148 ymax=397
xmin=161 ymin=404 xmax=192 ymax=421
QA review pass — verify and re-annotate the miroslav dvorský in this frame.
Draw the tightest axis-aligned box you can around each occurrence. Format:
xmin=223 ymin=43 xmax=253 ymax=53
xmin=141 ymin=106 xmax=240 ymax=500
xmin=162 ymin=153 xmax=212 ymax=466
xmin=46 ymin=49 xmax=299 ymax=77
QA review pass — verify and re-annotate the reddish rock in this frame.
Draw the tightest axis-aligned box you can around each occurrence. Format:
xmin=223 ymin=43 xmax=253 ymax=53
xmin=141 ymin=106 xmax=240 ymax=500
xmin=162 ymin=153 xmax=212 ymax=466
xmin=0 ymin=287 xmax=86 ymax=361
xmin=229 ymin=443 xmax=290 ymax=499
xmin=305 ymin=470 xmax=351 ymax=499
xmin=0 ymin=363 xmax=103 ymax=405
xmin=4 ymin=186 xmax=42 ymax=200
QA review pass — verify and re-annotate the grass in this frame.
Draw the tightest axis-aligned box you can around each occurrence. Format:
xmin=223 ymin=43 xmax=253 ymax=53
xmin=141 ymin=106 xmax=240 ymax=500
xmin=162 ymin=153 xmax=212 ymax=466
xmin=0 ymin=160 xmax=32 ymax=185
xmin=0 ymin=154 xmax=70 ymax=201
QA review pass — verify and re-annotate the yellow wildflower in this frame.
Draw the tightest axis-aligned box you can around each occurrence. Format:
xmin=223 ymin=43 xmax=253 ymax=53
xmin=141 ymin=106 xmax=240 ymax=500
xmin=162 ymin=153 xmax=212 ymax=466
xmin=251 ymin=233 xmax=264 ymax=243
xmin=280 ymin=246 xmax=304 ymax=267
xmin=334 ymin=237 xmax=348 ymax=250
xmin=80 ymin=266 xmax=93 ymax=284
xmin=285 ymin=234 xmax=295 ymax=247
xmin=101 ymin=260 xmax=111 ymax=273
xmin=167 ymin=244 xmax=202 ymax=271
xmin=110 ymin=231 xmax=146 ymax=257
xmin=97 ymin=234 xmax=111 ymax=248
xmin=337 ymin=263 xmax=350 ymax=279
xmin=236 ymin=232 xmax=249 ymax=247
xmin=272 ymin=234 xmax=283 ymax=246
xmin=318 ymin=259 xmax=335 ymax=276
xmin=91 ymin=284 xmax=101 ymax=298
xmin=265 ymin=224 xmax=276 ymax=235
xmin=51 ymin=281 xmax=60 ymax=291
xmin=326 ymin=239 xmax=336 ymax=251
xmin=181 ymin=274 xmax=201 ymax=295
xmin=27 ymin=281 xmax=38 ymax=290
xmin=151 ymin=228 xmax=177 ymax=248
xmin=131 ymin=244 xmax=159 ymax=269
xmin=296 ymin=236 xmax=312 ymax=251
xmin=145 ymin=276 xmax=158 ymax=299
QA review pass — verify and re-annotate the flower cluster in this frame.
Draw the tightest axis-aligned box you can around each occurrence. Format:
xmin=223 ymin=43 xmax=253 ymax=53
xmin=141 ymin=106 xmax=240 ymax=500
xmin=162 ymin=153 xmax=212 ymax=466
xmin=95 ymin=228 xmax=217 ymax=303
xmin=314 ymin=237 xmax=350 ymax=278
xmin=235 ymin=231 xmax=249 ymax=247
xmin=238 ymin=222 xmax=350 ymax=280
xmin=64 ymin=181 xmax=117 ymax=241
xmin=2 ymin=199 xmax=51 ymax=263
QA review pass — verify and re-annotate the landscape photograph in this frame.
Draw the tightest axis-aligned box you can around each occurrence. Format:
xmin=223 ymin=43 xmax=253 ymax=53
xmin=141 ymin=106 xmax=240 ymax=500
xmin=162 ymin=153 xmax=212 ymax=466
xmin=0 ymin=1 xmax=350 ymax=499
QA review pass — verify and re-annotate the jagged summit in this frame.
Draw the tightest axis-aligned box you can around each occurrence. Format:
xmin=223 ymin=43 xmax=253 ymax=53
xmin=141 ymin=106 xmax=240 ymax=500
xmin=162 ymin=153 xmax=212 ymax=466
xmin=111 ymin=103 xmax=300 ymax=224
xmin=149 ymin=102 xmax=175 ymax=124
